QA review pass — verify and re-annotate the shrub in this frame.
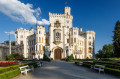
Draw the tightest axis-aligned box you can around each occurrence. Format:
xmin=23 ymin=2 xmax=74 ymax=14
xmin=66 ymin=54 xmax=74 ymax=61
xmin=0 ymin=69 xmax=20 ymax=79
xmin=7 ymin=53 xmax=24 ymax=60
xmin=43 ymin=54 xmax=51 ymax=62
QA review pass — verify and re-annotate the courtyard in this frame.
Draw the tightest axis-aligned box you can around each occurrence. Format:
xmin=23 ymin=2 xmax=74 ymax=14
xmin=13 ymin=61 xmax=118 ymax=79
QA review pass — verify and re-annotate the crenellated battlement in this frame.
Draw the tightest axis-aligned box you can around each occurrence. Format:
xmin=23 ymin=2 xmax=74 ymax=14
xmin=64 ymin=7 xmax=71 ymax=10
xmin=36 ymin=25 xmax=45 ymax=30
xmin=15 ymin=28 xmax=33 ymax=33
xmin=49 ymin=12 xmax=63 ymax=16
xmin=49 ymin=12 xmax=73 ymax=19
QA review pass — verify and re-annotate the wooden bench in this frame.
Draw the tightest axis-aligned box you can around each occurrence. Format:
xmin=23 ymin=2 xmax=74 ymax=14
xmin=91 ymin=64 xmax=105 ymax=74
xmin=19 ymin=65 xmax=34 ymax=75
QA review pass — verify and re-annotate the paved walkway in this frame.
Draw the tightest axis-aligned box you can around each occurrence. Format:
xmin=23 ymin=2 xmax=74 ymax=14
xmin=13 ymin=61 xmax=119 ymax=79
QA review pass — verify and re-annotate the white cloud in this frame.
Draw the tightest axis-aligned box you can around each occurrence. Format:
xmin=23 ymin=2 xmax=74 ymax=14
xmin=35 ymin=7 xmax=41 ymax=18
xmin=38 ymin=19 xmax=49 ymax=25
xmin=5 ymin=31 xmax=15 ymax=35
xmin=0 ymin=0 xmax=49 ymax=25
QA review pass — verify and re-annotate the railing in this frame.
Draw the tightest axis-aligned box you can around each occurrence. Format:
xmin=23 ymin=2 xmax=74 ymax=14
xmin=73 ymin=50 xmax=82 ymax=54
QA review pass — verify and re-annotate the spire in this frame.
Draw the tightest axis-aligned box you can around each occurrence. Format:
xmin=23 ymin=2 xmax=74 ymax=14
xmin=36 ymin=21 xmax=38 ymax=27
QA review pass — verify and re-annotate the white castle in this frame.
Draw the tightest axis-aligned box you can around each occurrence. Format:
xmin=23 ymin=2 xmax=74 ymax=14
xmin=15 ymin=7 xmax=95 ymax=60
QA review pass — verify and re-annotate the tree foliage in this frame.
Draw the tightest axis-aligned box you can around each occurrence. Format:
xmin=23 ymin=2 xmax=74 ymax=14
xmin=113 ymin=20 xmax=120 ymax=57
xmin=4 ymin=41 xmax=15 ymax=46
xmin=95 ymin=44 xmax=114 ymax=58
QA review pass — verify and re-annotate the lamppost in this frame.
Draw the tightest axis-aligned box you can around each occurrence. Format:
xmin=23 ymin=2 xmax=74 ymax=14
xmin=5 ymin=32 xmax=14 ymax=55
xmin=9 ymin=33 xmax=11 ymax=55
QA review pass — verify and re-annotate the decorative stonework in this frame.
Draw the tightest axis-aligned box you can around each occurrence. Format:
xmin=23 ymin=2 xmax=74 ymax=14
xmin=54 ymin=21 xmax=61 ymax=28
xmin=53 ymin=41 xmax=62 ymax=45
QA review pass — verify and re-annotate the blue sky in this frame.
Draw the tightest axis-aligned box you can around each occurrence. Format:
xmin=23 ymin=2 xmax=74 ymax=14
xmin=0 ymin=0 xmax=120 ymax=53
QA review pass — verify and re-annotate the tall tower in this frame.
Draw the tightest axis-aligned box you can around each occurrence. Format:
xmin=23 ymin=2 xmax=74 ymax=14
xmin=35 ymin=25 xmax=45 ymax=59
xmin=64 ymin=7 xmax=71 ymax=15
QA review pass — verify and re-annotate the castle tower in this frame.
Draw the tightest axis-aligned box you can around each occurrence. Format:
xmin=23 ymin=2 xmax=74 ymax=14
xmin=64 ymin=7 xmax=71 ymax=15
xmin=35 ymin=25 xmax=45 ymax=59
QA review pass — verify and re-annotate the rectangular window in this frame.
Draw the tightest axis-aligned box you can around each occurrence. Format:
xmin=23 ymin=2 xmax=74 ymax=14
xmin=67 ymin=39 xmax=69 ymax=43
xmin=42 ymin=45 xmax=43 ymax=51
xmin=74 ymin=38 xmax=76 ymax=43
xmin=42 ymin=37 xmax=43 ymax=43
xmin=39 ymin=45 xmax=41 ymax=51
xmin=20 ymin=41 xmax=23 ymax=45
xmin=89 ymin=42 xmax=91 ymax=45
xmin=39 ymin=37 xmax=40 ymax=42
xmin=56 ymin=32 xmax=60 ymax=40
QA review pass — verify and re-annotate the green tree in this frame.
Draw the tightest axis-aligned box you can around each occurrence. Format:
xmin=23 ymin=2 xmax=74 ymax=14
xmin=95 ymin=50 xmax=104 ymax=58
xmin=43 ymin=54 xmax=50 ymax=61
xmin=95 ymin=44 xmax=114 ymax=58
xmin=113 ymin=20 xmax=120 ymax=57
xmin=4 ymin=41 xmax=15 ymax=46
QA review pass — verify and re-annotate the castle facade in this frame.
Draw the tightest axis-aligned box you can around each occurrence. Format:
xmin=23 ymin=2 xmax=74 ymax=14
xmin=15 ymin=7 xmax=95 ymax=60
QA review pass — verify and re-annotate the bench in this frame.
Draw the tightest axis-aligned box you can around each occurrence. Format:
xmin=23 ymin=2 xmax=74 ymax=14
xmin=37 ymin=62 xmax=42 ymax=67
xmin=78 ymin=62 xmax=83 ymax=66
xmin=19 ymin=65 xmax=34 ymax=75
xmin=91 ymin=64 xmax=105 ymax=74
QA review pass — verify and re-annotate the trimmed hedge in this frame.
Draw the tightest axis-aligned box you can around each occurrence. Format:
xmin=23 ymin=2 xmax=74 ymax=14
xmin=82 ymin=63 xmax=91 ymax=68
xmin=75 ymin=61 xmax=120 ymax=77
xmin=105 ymin=67 xmax=120 ymax=77
xmin=0 ymin=64 xmax=23 ymax=74
xmin=0 ymin=69 xmax=20 ymax=79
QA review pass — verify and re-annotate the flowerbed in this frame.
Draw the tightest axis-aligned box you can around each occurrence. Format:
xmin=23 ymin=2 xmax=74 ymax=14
xmin=0 ymin=61 xmax=41 ymax=79
xmin=0 ymin=62 xmax=18 ymax=67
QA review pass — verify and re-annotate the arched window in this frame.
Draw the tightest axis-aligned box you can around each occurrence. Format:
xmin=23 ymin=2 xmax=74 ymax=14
xmin=88 ymin=47 xmax=92 ymax=53
xmin=56 ymin=32 xmax=60 ymax=40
